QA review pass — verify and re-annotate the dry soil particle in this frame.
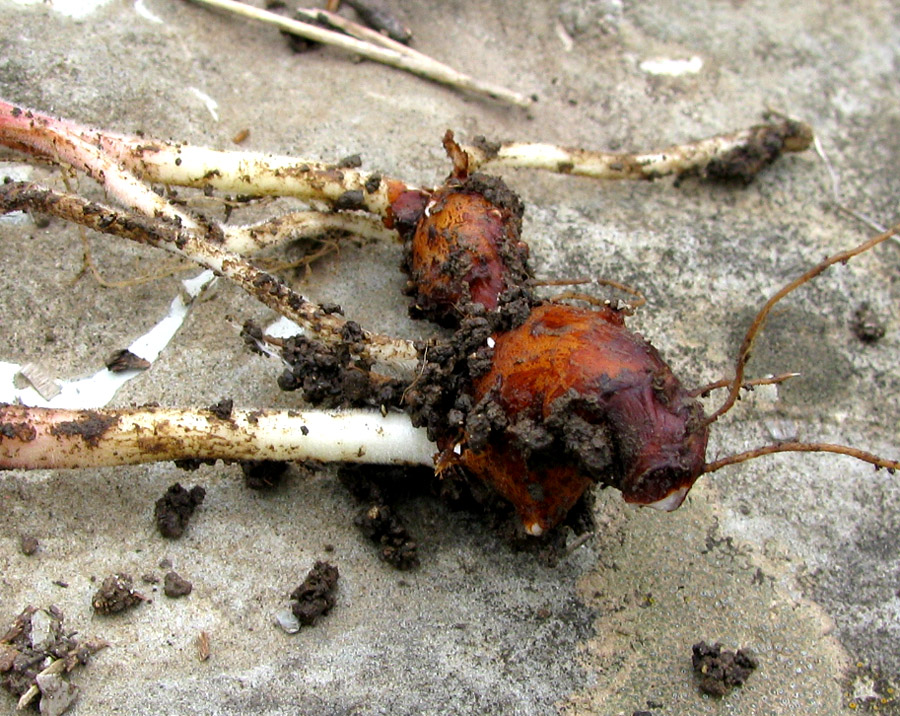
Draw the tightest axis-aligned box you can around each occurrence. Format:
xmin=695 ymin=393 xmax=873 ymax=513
xmin=691 ymin=641 xmax=758 ymax=696
xmin=48 ymin=411 xmax=117 ymax=447
xmin=19 ymin=534 xmax=39 ymax=556
xmin=240 ymin=459 xmax=288 ymax=489
xmin=290 ymin=561 xmax=339 ymax=627
xmin=277 ymin=331 xmax=406 ymax=408
xmin=154 ymin=483 xmax=206 ymax=539
xmin=163 ymin=571 xmax=193 ymax=598
xmin=337 ymin=464 xmax=421 ymax=570
xmin=105 ymin=349 xmax=150 ymax=373
xmin=207 ymin=398 xmax=234 ymax=420
xmin=851 ymin=302 xmax=887 ymax=343
xmin=91 ymin=574 xmax=145 ymax=615
xmin=696 ymin=118 xmax=813 ymax=184
xmin=0 ymin=606 xmax=107 ymax=715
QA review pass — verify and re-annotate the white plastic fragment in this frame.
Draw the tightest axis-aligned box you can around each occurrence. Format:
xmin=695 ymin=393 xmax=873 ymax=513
xmin=639 ymin=56 xmax=703 ymax=76
xmin=133 ymin=0 xmax=164 ymax=24
xmin=188 ymin=87 xmax=220 ymax=122
xmin=0 ymin=271 xmax=216 ymax=409
xmin=275 ymin=608 xmax=301 ymax=634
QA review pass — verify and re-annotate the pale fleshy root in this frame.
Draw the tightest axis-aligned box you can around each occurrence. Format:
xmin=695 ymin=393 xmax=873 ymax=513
xmin=0 ymin=98 xmax=416 ymax=218
xmin=462 ymin=118 xmax=814 ymax=181
xmin=230 ymin=211 xmax=400 ymax=256
xmin=0 ymin=404 xmax=436 ymax=470
xmin=0 ymin=100 xmax=200 ymax=228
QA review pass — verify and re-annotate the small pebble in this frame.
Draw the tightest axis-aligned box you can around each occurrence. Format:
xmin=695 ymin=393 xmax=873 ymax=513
xmin=163 ymin=571 xmax=193 ymax=598
xmin=20 ymin=534 xmax=39 ymax=555
xmin=275 ymin=608 xmax=301 ymax=634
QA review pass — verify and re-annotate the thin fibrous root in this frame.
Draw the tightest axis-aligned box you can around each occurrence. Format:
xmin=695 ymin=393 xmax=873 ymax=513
xmin=0 ymin=99 xmax=422 ymax=219
xmin=688 ymin=372 xmax=801 ymax=398
xmin=187 ymin=0 xmax=531 ymax=108
xmin=704 ymin=442 xmax=899 ymax=474
xmin=0 ymin=404 xmax=435 ymax=470
xmin=0 ymin=182 xmax=419 ymax=367
xmin=704 ymin=219 xmax=900 ymax=428
xmin=231 ymin=210 xmax=400 ymax=256
xmin=461 ymin=118 xmax=814 ymax=182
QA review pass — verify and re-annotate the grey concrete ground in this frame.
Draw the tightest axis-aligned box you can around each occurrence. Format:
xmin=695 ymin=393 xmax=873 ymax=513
xmin=1 ymin=0 xmax=898 ymax=713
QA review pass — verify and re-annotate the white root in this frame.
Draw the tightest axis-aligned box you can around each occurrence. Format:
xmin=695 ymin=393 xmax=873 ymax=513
xmin=461 ymin=118 xmax=814 ymax=181
xmin=0 ymin=99 xmax=421 ymax=227
xmin=98 ymin=136 xmax=404 ymax=217
xmin=0 ymin=404 xmax=436 ymax=469
xmin=0 ymin=102 xmax=201 ymax=229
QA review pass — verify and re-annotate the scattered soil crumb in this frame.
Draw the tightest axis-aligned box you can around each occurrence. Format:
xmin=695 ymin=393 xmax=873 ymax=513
xmin=105 ymin=349 xmax=150 ymax=373
xmin=0 ymin=605 xmax=108 ymax=716
xmin=19 ymin=534 xmax=39 ymax=555
xmin=154 ymin=483 xmax=206 ymax=539
xmin=356 ymin=504 xmax=420 ymax=570
xmin=851 ymin=302 xmax=886 ymax=343
xmin=290 ymin=561 xmax=339 ymax=627
xmin=240 ymin=459 xmax=288 ymax=489
xmin=207 ymin=398 xmax=234 ymax=420
xmin=691 ymin=641 xmax=758 ymax=696
xmin=277 ymin=332 xmax=406 ymax=409
xmin=92 ymin=573 xmax=146 ymax=615
xmin=141 ymin=573 xmax=160 ymax=584
xmin=338 ymin=465 xmax=420 ymax=570
xmin=163 ymin=571 xmax=193 ymax=598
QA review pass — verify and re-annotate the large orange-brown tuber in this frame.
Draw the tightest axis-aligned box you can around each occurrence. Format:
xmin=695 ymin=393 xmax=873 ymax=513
xmin=436 ymin=303 xmax=709 ymax=535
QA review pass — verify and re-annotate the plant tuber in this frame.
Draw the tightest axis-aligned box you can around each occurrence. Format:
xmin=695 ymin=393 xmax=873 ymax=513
xmin=1 ymin=101 xmax=897 ymax=542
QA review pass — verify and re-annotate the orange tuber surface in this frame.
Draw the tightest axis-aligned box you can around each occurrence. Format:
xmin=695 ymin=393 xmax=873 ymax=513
xmin=446 ymin=303 xmax=709 ymax=535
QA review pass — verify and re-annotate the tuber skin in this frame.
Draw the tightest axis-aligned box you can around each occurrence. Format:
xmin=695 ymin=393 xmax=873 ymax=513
xmin=455 ymin=304 xmax=708 ymax=535
xmin=402 ymin=172 xmax=531 ymax=325
xmin=402 ymin=133 xmax=710 ymax=535
xmin=419 ymin=302 xmax=709 ymax=536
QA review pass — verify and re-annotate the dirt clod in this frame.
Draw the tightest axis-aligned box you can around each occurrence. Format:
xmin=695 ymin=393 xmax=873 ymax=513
xmin=278 ymin=333 xmax=406 ymax=408
xmin=240 ymin=459 xmax=288 ymax=489
xmin=338 ymin=464 xmax=421 ymax=569
xmin=154 ymin=483 xmax=206 ymax=539
xmin=691 ymin=641 xmax=758 ymax=696
xmin=356 ymin=504 xmax=419 ymax=570
xmin=163 ymin=571 xmax=193 ymax=598
xmin=105 ymin=349 xmax=150 ymax=373
xmin=0 ymin=605 xmax=107 ymax=715
xmin=207 ymin=398 xmax=234 ymax=420
xmin=19 ymin=534 xmax=39 ymax=555
xmin=290 ymin=561 xmax=339 ymax=627
xmin=851 ymin=302 xmax=886 ymax=343
xmin=91 ymin=573 xmax=145 ymax=615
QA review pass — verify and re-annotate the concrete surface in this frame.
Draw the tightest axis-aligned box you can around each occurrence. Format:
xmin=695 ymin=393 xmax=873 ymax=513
xmin=1 ymin=0 xmax=898 ymax=714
